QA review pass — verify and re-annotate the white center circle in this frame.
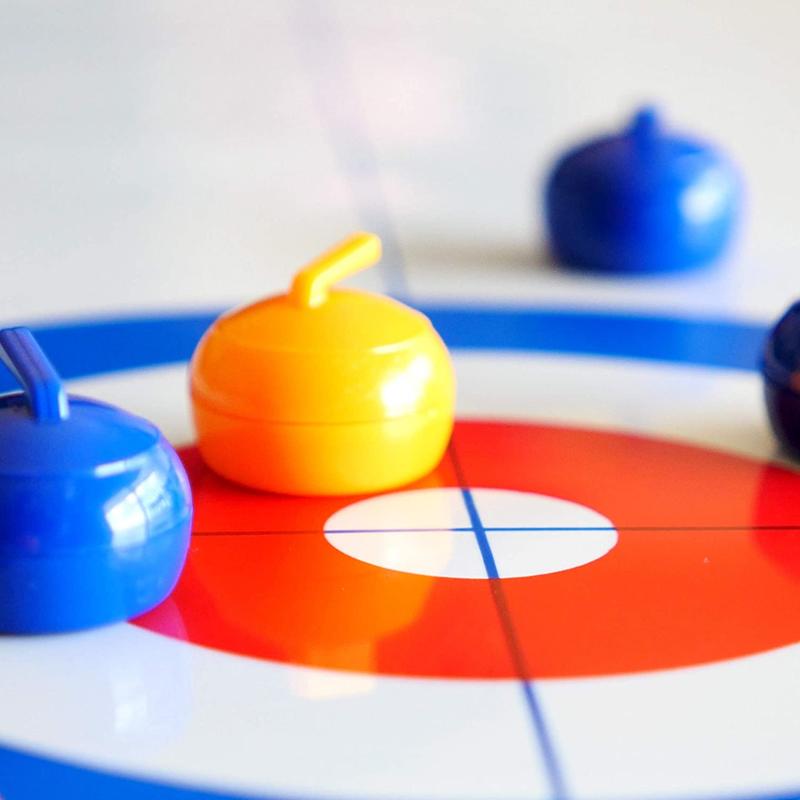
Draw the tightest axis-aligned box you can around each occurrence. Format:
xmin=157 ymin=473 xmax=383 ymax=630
xmin=324 ymin=488 xmax=618 ymax=579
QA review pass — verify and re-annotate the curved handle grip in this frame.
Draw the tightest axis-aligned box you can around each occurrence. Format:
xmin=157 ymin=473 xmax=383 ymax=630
xmin=628 ymin=106 xmax=661 ymax=151
xmin=0 ymin=327 xmax=69 ymax=422
xmin=289 ymin=232 xmax=382 ymax=309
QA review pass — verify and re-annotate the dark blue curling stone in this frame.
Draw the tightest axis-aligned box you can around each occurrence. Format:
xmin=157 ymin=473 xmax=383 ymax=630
xmin=763 ymin=301 xmax=800 ymax=458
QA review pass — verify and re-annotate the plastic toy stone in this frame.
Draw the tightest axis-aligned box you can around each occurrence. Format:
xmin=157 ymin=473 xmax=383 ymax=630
xmin=190 ymin=232 xmax=455 ymax=496
xmin=763 ymin=300 xmax=800 ymax=456
xmin=544 ymin=106 xmax=740 ymax=274
xmin=0 ymin=327 xmax=192 ymax=634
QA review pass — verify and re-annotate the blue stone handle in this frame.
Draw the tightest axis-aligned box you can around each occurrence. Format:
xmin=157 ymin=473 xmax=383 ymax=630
xmin=0 ymin=327 xmax=69 ymax=422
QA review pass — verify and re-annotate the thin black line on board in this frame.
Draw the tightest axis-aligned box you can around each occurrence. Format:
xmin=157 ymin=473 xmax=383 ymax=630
xmin=290 ymin=0 xmax=410 ymax=299
xmin=482 ymin=525 xmax=800 ymax=532
xmin=191 ymin=524 xmax=800 ymax=537
xmin=448 ymin=442 xmax=570 ymax=800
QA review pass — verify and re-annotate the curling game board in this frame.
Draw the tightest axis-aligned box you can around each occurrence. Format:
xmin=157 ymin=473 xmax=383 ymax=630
xmin=3 ymin=3 xmax=800 ymax=799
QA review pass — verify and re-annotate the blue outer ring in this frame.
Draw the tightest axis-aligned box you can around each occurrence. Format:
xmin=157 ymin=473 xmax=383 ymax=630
xmin=0 ymin=305 xmax=786 ymax=800
xmin=0 ymin=305 xmax=769 ymax=392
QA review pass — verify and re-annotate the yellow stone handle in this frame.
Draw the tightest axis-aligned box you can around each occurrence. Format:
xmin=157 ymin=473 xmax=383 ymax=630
xmin=289 ymin=232 xmax=382 ymax=308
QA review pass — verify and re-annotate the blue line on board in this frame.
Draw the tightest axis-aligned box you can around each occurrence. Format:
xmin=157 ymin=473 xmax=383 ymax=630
xmin=459 ymin=487 xmax=500 ymax=579
xmin=460 ymin=485 xmax=569 ymax=798
xmin=0 ymin=305 xmax=769 ymax=396
xmin=327 ymin=526 xmax=618 ymax=534
xmin=518 ymin=680 xmax=569 ymax=800
xmin=204 ymin=523 xmax=800 ymax=539
xmin=448 ymin=438 xmax=569 ymax=800
xmin=422 ymin=304 xmax=768 ymax=371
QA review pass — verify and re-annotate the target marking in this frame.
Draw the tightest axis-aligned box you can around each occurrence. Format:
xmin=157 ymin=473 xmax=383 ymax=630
xmin=324 ymin=488 xmax=618 ymax=579
xmin=134 ymin=419 xmax=800 ymax=681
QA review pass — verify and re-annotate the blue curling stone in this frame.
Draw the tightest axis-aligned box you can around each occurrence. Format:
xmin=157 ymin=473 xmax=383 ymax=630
xmin=763 ymin=301 xmax=800 ymax=457
xmin=544 ymin=107 xmax=741 ymax=274
xmin=0 ymin=327 xmax=192 ymax=634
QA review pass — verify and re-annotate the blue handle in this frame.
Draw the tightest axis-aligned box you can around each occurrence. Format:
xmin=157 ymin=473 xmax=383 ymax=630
xmin=0 ymin=327 xmax=69 ymax=422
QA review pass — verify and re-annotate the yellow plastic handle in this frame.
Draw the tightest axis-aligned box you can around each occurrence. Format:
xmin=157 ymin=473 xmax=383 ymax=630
xmin=289 ymin=232 xmax=382 ymax=308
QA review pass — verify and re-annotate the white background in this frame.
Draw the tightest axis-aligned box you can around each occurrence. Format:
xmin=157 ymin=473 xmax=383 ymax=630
xmin=2 ymin=1 xmax=800 ymax=322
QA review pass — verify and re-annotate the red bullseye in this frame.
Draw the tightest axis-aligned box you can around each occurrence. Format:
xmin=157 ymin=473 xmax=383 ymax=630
xmin=134 ymin=420 xmax=800 ymax=679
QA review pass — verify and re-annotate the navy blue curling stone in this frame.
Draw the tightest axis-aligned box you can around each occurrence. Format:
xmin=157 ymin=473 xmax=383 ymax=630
xmin=544 ymin=107 xmax=740 ymax=274
xmin=763 ymin=302 xmax=800 ymax=457
xmin=0 ymin=327 xmax=192 ymax=634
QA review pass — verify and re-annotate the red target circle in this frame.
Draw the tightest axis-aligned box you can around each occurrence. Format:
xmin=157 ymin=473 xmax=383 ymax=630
xmin=134 ymin=420 xmax=800 ymax=678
